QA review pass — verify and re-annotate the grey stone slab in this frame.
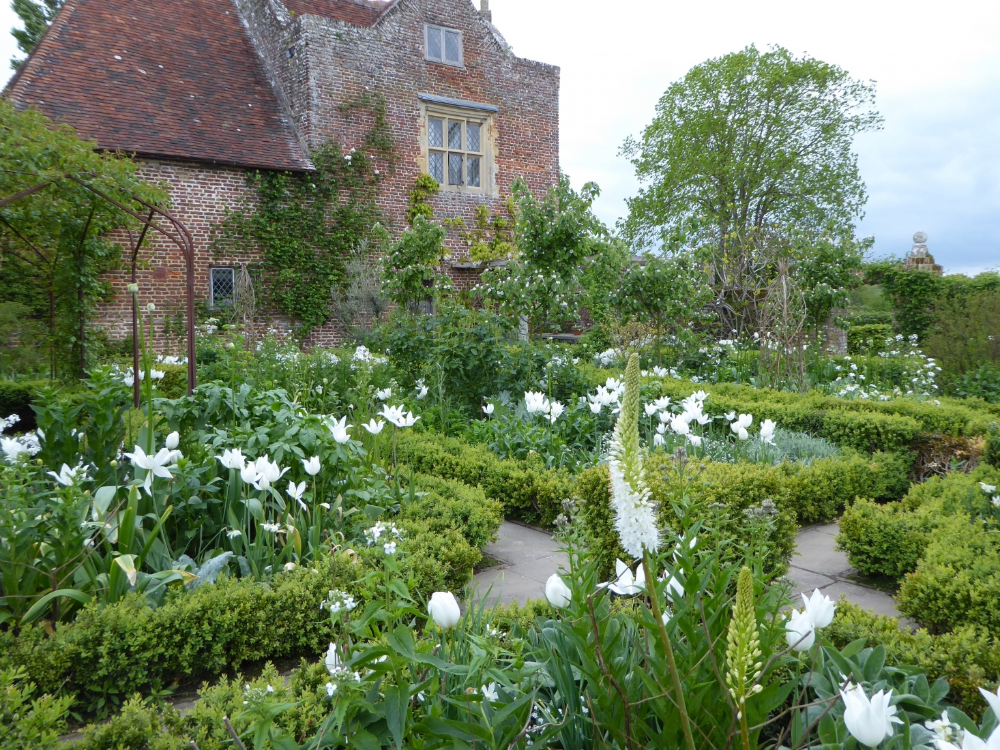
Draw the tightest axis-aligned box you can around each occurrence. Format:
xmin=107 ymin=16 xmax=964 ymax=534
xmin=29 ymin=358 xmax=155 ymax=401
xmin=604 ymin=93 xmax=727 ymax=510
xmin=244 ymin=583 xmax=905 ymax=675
xmin=809 ymin=523 xmax=839 ymax=537
xmin=482 ymin=521 xmax=561 ymax=566
xmin=791 ymin=528 xmax=852 ymax=577
xmin=506 ymin=554 xmax=568 ymax=585
xmin=471 ymin=568 xmax=547 ymax=607
xmin=787 ymin=566 xmax=835 ymax=595
xmin=821 ymin=581 xmax=901 ymax=618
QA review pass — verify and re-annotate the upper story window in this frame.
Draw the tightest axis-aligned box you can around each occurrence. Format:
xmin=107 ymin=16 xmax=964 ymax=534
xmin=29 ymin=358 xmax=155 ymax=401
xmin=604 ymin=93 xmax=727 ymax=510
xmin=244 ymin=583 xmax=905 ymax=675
xmin=428 ymin=115 xmax=482 ymax=188
xmin=425 ymin=23 xmax=463 ymax=66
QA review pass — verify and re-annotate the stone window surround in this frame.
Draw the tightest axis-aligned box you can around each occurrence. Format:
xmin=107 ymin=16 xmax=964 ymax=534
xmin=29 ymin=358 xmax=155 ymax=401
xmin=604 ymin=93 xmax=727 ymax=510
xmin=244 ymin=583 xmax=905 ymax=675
xmin=417 ymin=93 xmax=499 ymax=197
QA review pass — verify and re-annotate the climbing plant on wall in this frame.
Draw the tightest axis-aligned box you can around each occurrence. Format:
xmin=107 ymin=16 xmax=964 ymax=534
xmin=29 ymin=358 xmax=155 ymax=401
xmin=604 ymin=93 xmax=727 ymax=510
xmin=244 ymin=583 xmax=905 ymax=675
xmin=213 ymin=95 xmax=395 ymax=338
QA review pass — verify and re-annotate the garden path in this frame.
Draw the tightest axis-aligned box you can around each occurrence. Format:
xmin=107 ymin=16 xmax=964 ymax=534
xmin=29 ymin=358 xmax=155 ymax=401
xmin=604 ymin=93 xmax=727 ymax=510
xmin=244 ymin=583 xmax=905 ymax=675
xmin=472 ymin=521 xmax=902 ymax=618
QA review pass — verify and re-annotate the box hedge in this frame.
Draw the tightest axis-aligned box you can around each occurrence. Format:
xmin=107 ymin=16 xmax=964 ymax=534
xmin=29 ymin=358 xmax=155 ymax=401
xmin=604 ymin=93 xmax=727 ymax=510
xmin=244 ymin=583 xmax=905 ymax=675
xmin=577 ymin=450 xmax=909 ymax=581
xmin=396 ymin=431 xmax=575 ymax=527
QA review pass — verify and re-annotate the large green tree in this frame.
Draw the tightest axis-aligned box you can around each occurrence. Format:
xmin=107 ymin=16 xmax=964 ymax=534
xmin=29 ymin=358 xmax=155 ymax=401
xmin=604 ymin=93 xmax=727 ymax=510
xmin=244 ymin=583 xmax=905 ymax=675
xmin=9 ymin=0 xmax=62 ymax=68
xmin=621 ymin=45 xmax=882 ymax=253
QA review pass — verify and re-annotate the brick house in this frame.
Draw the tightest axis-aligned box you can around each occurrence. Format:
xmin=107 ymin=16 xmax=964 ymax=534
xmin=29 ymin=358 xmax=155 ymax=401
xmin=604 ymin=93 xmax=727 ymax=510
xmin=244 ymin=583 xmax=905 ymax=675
xmin=3 ymin=0 xmax=560 ymax=346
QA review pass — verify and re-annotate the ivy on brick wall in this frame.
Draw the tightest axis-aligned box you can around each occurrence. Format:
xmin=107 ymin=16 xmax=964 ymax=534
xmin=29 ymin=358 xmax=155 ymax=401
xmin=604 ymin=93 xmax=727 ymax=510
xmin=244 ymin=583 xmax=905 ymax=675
xmin=212 ymin=95 xmax=395 ymax=337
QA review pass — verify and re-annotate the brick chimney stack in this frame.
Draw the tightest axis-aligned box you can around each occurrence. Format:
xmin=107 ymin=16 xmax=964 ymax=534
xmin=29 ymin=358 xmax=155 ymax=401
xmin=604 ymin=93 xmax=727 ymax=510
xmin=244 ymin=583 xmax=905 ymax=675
xmin=481 ymin=0 xmax=492 ymax=23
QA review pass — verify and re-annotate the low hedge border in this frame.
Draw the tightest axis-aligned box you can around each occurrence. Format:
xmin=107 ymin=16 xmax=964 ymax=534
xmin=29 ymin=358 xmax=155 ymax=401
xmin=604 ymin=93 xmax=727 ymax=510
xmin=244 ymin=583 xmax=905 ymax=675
xmin=837 ymin=465 xmax=1000 ymax=635
xmin=826 ymin=600 xmax=1000 ymax=719
xmin=578 ymin=450 xmax=911 ymax=581
xmin=396 ymin=431 xmax=576 ymax=527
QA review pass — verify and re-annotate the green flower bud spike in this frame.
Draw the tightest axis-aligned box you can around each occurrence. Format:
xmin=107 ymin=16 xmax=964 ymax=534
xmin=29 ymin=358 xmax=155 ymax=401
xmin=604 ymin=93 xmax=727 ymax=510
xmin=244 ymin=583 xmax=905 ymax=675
xmin=726 ymin=566 xmax=763 ymax=750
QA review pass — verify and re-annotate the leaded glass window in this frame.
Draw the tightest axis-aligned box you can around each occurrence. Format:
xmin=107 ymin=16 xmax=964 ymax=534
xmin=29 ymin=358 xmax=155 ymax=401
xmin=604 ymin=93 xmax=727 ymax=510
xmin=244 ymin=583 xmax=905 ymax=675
xmin=427 ymin=114 xmax=486 ymax=189
xmin=425 ymin=24 xmax=462 ymax=66
xmin=210 ymin=267 xmax=235 ymax=308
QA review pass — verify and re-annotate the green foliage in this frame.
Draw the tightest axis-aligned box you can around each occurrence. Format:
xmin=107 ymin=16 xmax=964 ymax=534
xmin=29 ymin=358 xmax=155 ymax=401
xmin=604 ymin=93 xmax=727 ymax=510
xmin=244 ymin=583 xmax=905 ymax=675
xmin=954 ymin=364 xmax=1000 ymax=404
xmin=77 ymin=697 xmax=187 ymax=750
xmin=987 ymin=423 xmax=1000 ymax=467
xmin=925 ymin=288 xmax=1000 ymax=382
xmin=395 ymin=431 xmax=575 ymax=527
xmin=621 ymin=44 xmax=881 ymax=251
xmin=0 ymin=99 xmax=167 ymax=378
xmin=0 ymin=667 xmax=72 ymax=750
xmin=826 ymin=600 xmax=1000 ymax=720
xmin=463 ymin=202 xmax=516 ymax=262
xmin=0 ymin=303 xmax=48 ymax=376
xmin=9 ymin=0 xmax=62 ymax=65
xmin=379 ymin=216 xmax=451 ymax=310
xmin=406 ymin=172 xmax=439 ymax=224
xmin=212 ymin=101 xmax=392 ymax=337
xmin=879 ymin=266 xmax=943 ymax=340
xmin=0 ymin=555 xmax=365 ymax=714
xmin=0 ymin=380 xmax=45 ymax=431
xmin=846 ymin=323 xmax=893 ymax=355
xmin=836 ymin=497 xmax=941 ymax=578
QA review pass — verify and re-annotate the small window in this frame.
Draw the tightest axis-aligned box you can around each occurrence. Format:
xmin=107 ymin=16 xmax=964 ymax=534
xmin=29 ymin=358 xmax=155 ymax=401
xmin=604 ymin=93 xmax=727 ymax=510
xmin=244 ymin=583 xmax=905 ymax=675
xmin=210 ymin=267 xmax=235 ymax=308
xmin=427 ymin=114 xmax=485 ymax=189
xmin=425 ymin=24 xmax=462 ymax=66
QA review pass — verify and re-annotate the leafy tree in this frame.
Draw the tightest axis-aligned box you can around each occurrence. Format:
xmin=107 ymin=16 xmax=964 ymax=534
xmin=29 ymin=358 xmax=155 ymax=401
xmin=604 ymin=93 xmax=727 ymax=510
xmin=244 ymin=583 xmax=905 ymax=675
xmin=379 ymin=216 xmax=450 ymax=312
xmin=621 ymin=45 xmax=881 ymax=253
xmin=9 ymin=0 xmax=62 ymax=68
xmin=0 ymin=99 xmax=166 ymax=378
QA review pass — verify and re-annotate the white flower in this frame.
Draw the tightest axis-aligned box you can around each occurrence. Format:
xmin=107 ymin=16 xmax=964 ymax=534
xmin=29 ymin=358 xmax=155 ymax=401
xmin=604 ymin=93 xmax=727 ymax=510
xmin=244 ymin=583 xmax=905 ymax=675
xmin=150 ymin=369 xmax=165 ymax=380
xmin=603 ymin=559 xmax=646 ymax=596
xmin=980 ymin=482 xmax=997 ymax=494
xmin=327 ymin=416 xmax=352 ymax=444
xmin=840 ymin=684 xmax=902 ymax=748
xmin=379 ymin=404 xmax=405 ymax=426
xmin=362 ymin=419 xmax=385 ymax=435
xmin=284 ymin=562 xmax=296 ymax=572
xmin=252 ymin=455 xmax=287 ymax=491
xmin=653 ymin=433 xmax=666 ymax=447
xmin=687 ymin=434 xmax=702 ymax=448
xmin=325 ymin=643 xmax=343 ymax=674
xmin=981 ymin=685 xmax=1000 ymax=721
xmin=785 ymin=609 xmax=815 ymax=651
xmin=924 ymin=710 xmax=960 ymax=744
xmin=427 ymin=591 xmax=461 ymax=629
xmin=1 ymin=438 xmax=28 ymax=462
xmin=287 ymin=481 xmax=307 ymax=510
xmin=589 ymin=401 xmax=602 ymax=414
xmin=548 ymin=401 xmax=565 ymax=423
xmin=730 ymin=413 xmax=753 ymax=441
xmin=261 ymin=522 xmax=282 ymax=533
xmin=218 ymin=448 xmax=246 ymax=470
xmin=398 ymin=411 xmax=419 ymax=428
xmin=801 ymin=589 xmax=836 ymax=628
xmin=383 ymin=541 xmax=397 ymax=555
xmin=759 ymin=419 xmax=777 ymax=446
xmin=325 ymin=682 xmax=338 ymax=697
xmin=483 ymin=403 xmax=495 ymax=415
xmin=227 ymin=528 xmax=242 ymax=539
xmin=416 ymin=385 xmax=429 ymax=399
xmin=165 ymin=431 xmax=179 ymax=450
xmin=49 ymin=462 xmax=89 ymax=486
xmin=481 ymin=682 xmax=498 ymax=703
xmin=240 ymin=462 xmax=259 ymax=486
xmin=375 ymin=387 xmax=392 ymax=401
xmin=644 ymin=403 xmax=658 ymax=417
xmin=123 ymin=445 xmax=175 ymax=494
xmin=545 ymin=574 xmax=572 ymax=608
xmin=669 ymin=415 xmax=690 ymax=436
xmin=652 ymin=396 xmax=671 ymax=411
xmin=303 ymin=456 xmax=321 ymax=476
xmin=524 ymin=391 xmax=549 ymax=415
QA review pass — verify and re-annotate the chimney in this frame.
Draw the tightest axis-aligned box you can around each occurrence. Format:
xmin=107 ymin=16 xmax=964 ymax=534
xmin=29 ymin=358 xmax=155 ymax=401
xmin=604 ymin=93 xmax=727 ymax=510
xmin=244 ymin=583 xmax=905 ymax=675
xmin=480 ymin=0 xmax=492 ymax=23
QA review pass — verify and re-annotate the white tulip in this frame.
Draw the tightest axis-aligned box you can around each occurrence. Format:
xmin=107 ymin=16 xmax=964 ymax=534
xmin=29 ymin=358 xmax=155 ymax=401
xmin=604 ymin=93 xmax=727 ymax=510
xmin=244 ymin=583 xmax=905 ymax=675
xmin=379 ymin=404 xmax=406 ymax=427
xmin=687 ymin=434 xmax=703 ymax=448
xmin=801 ymin=589 xmax=836 ymax=629
xmin=123 ymin=445 xmax=174 ymax=494
xmin=524 ymin=391 xmax=549 ymax=415
xmin=603 ymin=559 xmax=645 ymax=596
xmin=302 ymin=456 xmax=321 ymax=476
xmin=427 ymin=591 xmax=461 ymax=629
xmin=840 ymin=684 xmax=902 ymax=748
xmin=644 ymin=403 xmax=658 ymax=417
xmin=253 ymin=455 xmax=286 ymax=491
xmin=760 ymin=419 xmax=777 ymax=446
xmin=548 ymin=401 xmax=565 ymax=423
xmin=362 ymin=419 xmax=385 ymax=435
xmin=483 ymin=403 xmax=495 ymax=415
xmin=785 ymin=609 xmax=815 ymax=651
xmin=240 ymin=462 xmax=259 ymax=485
xmin=399 ymin=411 xmax=419 ymax=428
xmin=589 ymin=400 xmax=602 ymax=414
xmin=287 ymin=481 xmax=307 ymax=510
xmin=731 ymin=414 xmax=753 ymax=441
xmin=416 ymin=385 xmax=429 ymax=399
xmin=981 ymin=685 xmax=1000 ymax=721
xmin=165 ymin=431 xmax=179 ymax=450
xmin=327 ymin=416 xmax=352 ymax=444
xmin=48 ymin=462 xmax=89 ymax=487
xmin=669 ymin=415 xmax=690 ymax=436
xmin=545 ymin=574 xmax=572 ymax=608
xmin=219 ymin=448 xmax=246 ymax=470
xmin=376 ymin=388 xmax=392 ymax=400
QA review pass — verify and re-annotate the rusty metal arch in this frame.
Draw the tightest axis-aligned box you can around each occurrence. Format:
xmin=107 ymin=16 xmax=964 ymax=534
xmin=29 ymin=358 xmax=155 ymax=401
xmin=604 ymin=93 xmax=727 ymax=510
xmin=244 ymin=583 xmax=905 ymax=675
xmin=0 ymin=172 xmax=197 ymax=399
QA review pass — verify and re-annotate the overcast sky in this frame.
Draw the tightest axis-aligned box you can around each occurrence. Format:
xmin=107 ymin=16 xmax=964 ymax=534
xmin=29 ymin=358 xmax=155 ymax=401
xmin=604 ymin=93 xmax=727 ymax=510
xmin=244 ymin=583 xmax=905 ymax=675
xmin=3 ymin=0 xmax=998 ymax=275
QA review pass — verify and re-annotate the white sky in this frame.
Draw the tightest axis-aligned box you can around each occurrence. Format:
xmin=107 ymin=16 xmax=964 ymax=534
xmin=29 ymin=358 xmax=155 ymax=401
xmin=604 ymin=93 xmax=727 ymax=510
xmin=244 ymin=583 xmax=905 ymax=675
xmin=3 ymin=0 xmax=999 ymax=274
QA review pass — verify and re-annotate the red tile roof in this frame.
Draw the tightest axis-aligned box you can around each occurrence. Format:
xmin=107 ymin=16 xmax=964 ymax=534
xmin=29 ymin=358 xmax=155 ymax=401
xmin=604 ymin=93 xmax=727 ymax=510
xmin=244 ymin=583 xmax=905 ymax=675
xmin=3 ymin=0 xmax=312 ymax=172
xmin=285 ymin=0 xmax=392 ymax=26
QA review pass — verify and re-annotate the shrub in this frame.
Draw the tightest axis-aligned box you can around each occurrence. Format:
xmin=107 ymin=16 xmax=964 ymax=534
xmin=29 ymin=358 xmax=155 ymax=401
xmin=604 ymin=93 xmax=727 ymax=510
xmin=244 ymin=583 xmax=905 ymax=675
xmin=825 ymin=600 xmax=1000 ymax=719
xmin=953 ymin=363 xmax=1000 ymax=403
xmin=155 ymin=363 xmax=187 ymax=400
xmin=395 ymin=431 xmax=575 ymax=526
xmin=0 ymin=380 xmax=45 ymax=431
xmin=0 ymin=667 xmax=72 ymax=750
xmin=847 ymin=323 xmax=893 ymax=354
xmin=986 ymin=422 xmax=1000 ymax=467
xmin=0 ymin=555 xmax=365 ymax=714
xmin=836 ymin=498 xmax=941 ymax=578
xmin=578 ymin=450 xmax=910 ymax=581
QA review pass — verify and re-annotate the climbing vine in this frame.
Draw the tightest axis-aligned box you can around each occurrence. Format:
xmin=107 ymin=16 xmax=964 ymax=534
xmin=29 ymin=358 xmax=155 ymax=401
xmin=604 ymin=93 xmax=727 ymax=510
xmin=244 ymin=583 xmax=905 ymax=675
xmin=212 ymin=95 xmax=395 ymax=337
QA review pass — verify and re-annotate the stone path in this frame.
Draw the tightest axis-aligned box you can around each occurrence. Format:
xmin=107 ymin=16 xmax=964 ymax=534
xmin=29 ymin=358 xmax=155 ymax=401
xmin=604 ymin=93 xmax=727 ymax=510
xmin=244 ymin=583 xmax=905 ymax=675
xmin=472 ymin=520 xmax=901 ymax=617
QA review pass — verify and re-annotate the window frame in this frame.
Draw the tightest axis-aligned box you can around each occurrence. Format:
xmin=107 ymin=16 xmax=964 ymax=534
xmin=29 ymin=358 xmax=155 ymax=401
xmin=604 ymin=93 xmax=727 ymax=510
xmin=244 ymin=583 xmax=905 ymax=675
xmin=424 ymin=23 xmax=463 ymax=67
xmin=209 ymin=266 xmax=236 ymax=309
xmin=424 ymin=108 xmax=490 ymax=194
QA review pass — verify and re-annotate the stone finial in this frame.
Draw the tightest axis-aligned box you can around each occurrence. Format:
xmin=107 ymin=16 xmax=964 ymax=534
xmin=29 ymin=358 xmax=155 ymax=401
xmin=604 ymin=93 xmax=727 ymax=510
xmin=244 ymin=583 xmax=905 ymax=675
xmin=913 ymin=231 xmax=928 ymax=244
xmin=481 ymin=0 xmax=492 ymax=22
xmin=904 ymin=231 xmax=942 ymax=274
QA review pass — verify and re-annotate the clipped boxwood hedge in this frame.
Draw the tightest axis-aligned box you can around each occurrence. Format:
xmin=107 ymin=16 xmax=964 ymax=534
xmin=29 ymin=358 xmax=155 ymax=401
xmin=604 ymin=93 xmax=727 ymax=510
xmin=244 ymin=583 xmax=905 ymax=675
xmin=577 ymin=450 xmax=909 ymax=581
xmin=396 ymin=431 xmax=575 ymax=527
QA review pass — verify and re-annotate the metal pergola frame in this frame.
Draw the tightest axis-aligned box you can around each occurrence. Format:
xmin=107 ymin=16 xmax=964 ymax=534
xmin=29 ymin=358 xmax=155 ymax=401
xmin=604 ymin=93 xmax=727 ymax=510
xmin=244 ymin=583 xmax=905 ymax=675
xmin=0 ymin=172 xmax=197 ymax=402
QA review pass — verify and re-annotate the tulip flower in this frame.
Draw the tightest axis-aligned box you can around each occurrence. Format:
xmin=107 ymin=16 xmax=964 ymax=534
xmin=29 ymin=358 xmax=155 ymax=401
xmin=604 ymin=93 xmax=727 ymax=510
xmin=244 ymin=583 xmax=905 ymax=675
xmin=981 ymin=685 xmax=1000 ymax=720
xmin=589 ymin=401 xmax=602 ymax=414
xmin=1 ymin=438 xmax=27 ymax=462
xmin=548 ymin=401 xmax=565 ymax=423
xmin=302 ymin=456 xmax=321 ymax=476
xmin=165 ymin=431 xmax=180 ymax=450
xmin=375 ymin=388 xmax=392 ymax=401
xmin=416 ymin=385 xmax=429 ymax=399
xmin=760 ymin=419 xmax=777 ymax=446
xmin=524 ymin=391 xmax=549 ymax=415
xmin=801 ymin=589 xmax=836 ymax=628
xmin=48 ymin=462 xmax=89 ymax=487
xmin=669 ymin=415 xmax=690 ymax=436
xmin=398 ymin=411 xmax=419 ymax=428
xmin=427 ymin=591 xmax=461 ymax=629
xmin=840 ymin=684 xmax=902 ymax=748
xmin=219 ymin=448 xmax=245 ymax=471
xmin=361 ymin=419 xmax=385 ymax=435
xmin=252 ymin=455 xmax=287 ymax=491
xmin=327 ymin=416 xmax=351 ymax=444
xmin=687 ymin=434 xmax=703 ymax=448
xmin=980 ymin=482 xmax=997 ymax=494
xmin=124 ymin=445 xmax=175 ymax=495
xmin=545 ymin=574 xmax=572 ymax=608
xmin=784 ymin=609 xmax=815 ymax=651
xmin=240 ymin=462 xmax=259 ymax=486
xmin=644 ymin=403 xmax=658 ymax=417
xmin=287 ymin=481 xmax=307 ymax=510
xmin=602 ymin=559 xmax=645 ymax=596
xmin=379 ymin=405 xmax=405 ymax=426
xmin=731 ymin=414 xmax=753 ymax=441
xmin=483 ymin=403 xmax=495 ymax=415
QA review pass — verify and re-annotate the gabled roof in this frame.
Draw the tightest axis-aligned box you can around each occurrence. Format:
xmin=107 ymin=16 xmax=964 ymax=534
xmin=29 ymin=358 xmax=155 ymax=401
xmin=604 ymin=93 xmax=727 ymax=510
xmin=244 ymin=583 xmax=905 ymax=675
xmin=285 ymin=0 xmax=393 ymax=26
xmin=3 ymin=0 xmax=312 ymax=172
